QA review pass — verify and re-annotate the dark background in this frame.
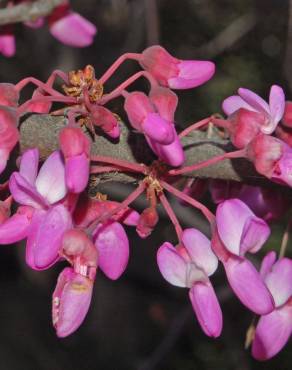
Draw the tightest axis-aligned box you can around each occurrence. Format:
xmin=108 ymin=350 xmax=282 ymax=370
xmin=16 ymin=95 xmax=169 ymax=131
xmin=0 ymin=1 xmax=291 ymax=369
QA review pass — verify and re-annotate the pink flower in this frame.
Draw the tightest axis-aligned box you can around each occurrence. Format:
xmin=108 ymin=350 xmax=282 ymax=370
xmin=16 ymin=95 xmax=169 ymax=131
xmin=145 ymin=87 xmax=185 ymax=166
xmin=252 ymin=252 xmax=292 ymax=360
xmin=222 ymin=85 xmax=285 ymax=135
xmin=89 ymin=105 xmax=120 ymax=139
xmin=48 ymin=2 xmax=97 ymax=47
xmin=59 ymin=126 xmax=91 ymax=193
xmin=247 ymin=134 xmax=292 ymax=187
xmin=157 ymin=229 xmax=222 ymax=337
xmin=4 ymin=148 xmax=72 ymax=270
xmin=124 ymin=91 xmax=175 ymax=145
xmin=211 ymin=199 xmax=274 ymax=315
xmin=140 ymin=46 xmax=215 ymax=90
xmin=52 ymin=267 xmax=94 ymax=337
xmin=0 ymin=26 xmax=16 ymax=57
xmin=0 ymin=106 xmax=19 ymax=174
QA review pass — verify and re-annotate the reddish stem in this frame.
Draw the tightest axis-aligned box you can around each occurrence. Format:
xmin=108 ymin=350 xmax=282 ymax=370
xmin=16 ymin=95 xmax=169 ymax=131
xmin=160 ymin=180 xmax=215 ymax=223
xmin=15 ymin=77 xmax=65 ymax=97
xmin=99 ymin=71 xmax=158 ymax=105
xmin=17 ymin=95 xmax=76 ymax=116
xmin=90 ymin=155 xmax=146 ymax=174
xmin=179 ymin=117 xmax=211 ymax=138
xmin=87 ymin=181 xmax=146 ymax=233
xmin=98 ymin=52 xmax=142 ymax=85
xmin=168 ymin=149 xmax=246 ymax=176
xmin=46 ymin=69 xmax=69 ymax=86
xmin=159 ymin=192 xmax=183 ymax=242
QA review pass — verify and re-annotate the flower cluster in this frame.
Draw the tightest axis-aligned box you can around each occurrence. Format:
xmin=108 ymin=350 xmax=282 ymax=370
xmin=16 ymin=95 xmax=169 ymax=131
xmin=0 ymin=0 xmax=97 ymax=57
xmin=0 ymin=45 xmax=291 ymax=360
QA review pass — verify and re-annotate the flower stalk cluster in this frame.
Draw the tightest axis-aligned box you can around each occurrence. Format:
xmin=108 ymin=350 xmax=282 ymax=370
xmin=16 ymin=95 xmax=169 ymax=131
xmin=0 ymin=45 xmax=291 ymax=360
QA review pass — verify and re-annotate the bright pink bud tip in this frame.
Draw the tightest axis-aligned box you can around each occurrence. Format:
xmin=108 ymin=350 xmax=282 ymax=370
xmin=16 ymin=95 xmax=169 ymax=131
xmin=59 ymin=127 xmax=90 ymax=193
xmin=49 ymin=12 xmax=97 ymax=47
xmin=140 ymin=46 xmax=215 ymax=89
xmin=0 ymin=28 xmax=16 ymax=57
xmin=52 ymin=267 xmax=93 ymax=338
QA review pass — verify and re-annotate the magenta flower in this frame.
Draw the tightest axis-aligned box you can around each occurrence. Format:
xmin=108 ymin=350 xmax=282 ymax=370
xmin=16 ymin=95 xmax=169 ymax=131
xmin=124 ymin=91 xmax=175 ymax=145
xmin=0 ymin=26 xmax=16 ymax=57
xmin=0 ymin=107 xmax=19 ymax=175
xmin=157 ymin=229 xmax=222 ymax=337
xmin=252 ymin=252 xmax=292 ymax=360
xmin=212 ymin=199 xmax=274 ymax=315
xmin=140 ymin=46 xmax=215 ymax=90
xmin=5 ymin=148 xmax=72 ymax=269
xmin=48 ymin=2 xmax=97 ymax=47
xmin=223 ymin=85 xmax=285 ymax=135
xmin=52 ymin=267 xmax=94 ymax=337
xmin=145 ymin=87 xmax=185 ymax=166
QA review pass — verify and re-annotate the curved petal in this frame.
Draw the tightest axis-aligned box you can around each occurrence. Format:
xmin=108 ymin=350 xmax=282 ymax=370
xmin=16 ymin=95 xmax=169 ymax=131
xmin=19 ymin=148 xmax=39 ymax=185
xmin=224 ymin=256 xmax=274 ymax=315
xmin=222 ymin=95 xmax=255 ymax=116
xmin=9 ymin=173 xmax=47 ymax=209
xmin=149 ymin=87 xmax=178 ymax=122
xmin=182 ymin=228 xmax=218 ymax=276
xmin=35 ymin=151 xmax=67 ymax=204
xmin=189 ymin=281 xmax=223 ymax=338
xmin=265 ymin=85 xmax=285 ymax=134
xmin=143 ymin=113 xmax=174 ymax=145
xmin=94 ymin=221 xmax=129 ymax=280
xmin=265 ymin=258 xmax=292 ymax=307
xmin=260 ymin=251 xmax=277 ymax=278
xmin=52 ymin=267 xmax=93 ymax=338
xmin=252 ymin=305 xmax=292 ymax=360
xmin=239 ymin=216 xmax=270 ymax=255
xmin=157 ymin=242 xmax=188 ymax=287
xmin=26 ymin=205 xmax=72 ymax=270
xmin=216 ymin=199 xmax=269 ymax=256
xmin=238 ymin=88 xmax=270 ymax=115
xmin=168 ymin=60 xmax=215 ymax=89
xmin=0 ymin=206 xmax=33 ymax=244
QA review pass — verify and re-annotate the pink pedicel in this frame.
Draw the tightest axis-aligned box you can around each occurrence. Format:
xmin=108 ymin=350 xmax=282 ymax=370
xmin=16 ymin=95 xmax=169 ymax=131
xmin=222 ymin=85 xmax=285 ymax=135
xmin=140 ymin=45 xmax=215 ymax=90
xmin=157 ymin=229 xmax=222 ymax=337
xmin=252 ymin=252 xmax=292 ymax=360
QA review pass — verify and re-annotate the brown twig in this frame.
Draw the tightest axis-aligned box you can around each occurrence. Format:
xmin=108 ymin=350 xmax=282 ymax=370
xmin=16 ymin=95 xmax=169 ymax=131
xmin=0 ymin=0 xmax=63 ymax=26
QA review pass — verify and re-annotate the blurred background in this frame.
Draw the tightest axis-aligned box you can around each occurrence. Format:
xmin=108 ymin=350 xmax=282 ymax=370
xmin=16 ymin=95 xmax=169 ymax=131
xmin=0 ymin=0 xmax=291 ymax=369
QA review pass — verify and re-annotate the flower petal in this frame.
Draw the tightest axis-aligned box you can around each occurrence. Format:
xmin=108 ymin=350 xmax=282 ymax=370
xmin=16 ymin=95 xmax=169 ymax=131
xmin=143 ymin=113 xmax=174 ymax=145
xmin=65 ymin=153 xmax=89 ymax=193
xmin=265 ymin=258 xmax=292 ymax=307
xmin=252 ymin=305 xmax=292 ymax=360
xmin=26 ymin=205 xmax=72 ymax=270
xmin=182 ymin=228 xmax=218 ymax=276
xmin=94 ymin=221 xmax=129 ymax=280
xmin=0 ymin=206 xmax=33 ymax=244
xmin=224 ymin=256 xmax=274 ymax=314
xmin=9 ymin=173 xmax=47 ymax=209
xmin=265 ymin=85 xmax=285 ymax=134
xmin=49 ymin=12 xmax=96 ymax=47
xmin=35 ymin=151 xmax=67 ymax=204
xmin=189 ymin=281 xmax=223 ymax=338
xmin=238 ymin=88 xmax=270 ymax=115
xmin=19 ymin=148 xmax=39 ymax=185
xmin=52 ymin=267 xmax=93 ymax=338
xmin=222 ymin=95 xmax=255 ymax=116
xmin=260 ymin=251 xmax=277 ymax=278
xmin=239 ymin=216 xmax=270 ymax=255
xmin=157 ymin=242 xmax=188 ymax=287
